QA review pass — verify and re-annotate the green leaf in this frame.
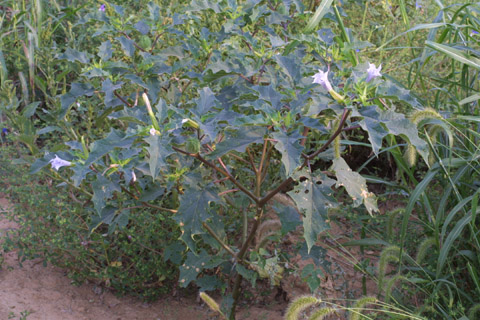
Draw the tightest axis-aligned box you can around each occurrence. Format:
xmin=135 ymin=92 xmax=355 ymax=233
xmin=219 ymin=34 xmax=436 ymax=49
xmin=437 ymin=214 xmax=471 ymax=277
xmin=193 ymin=87 xmax=218 ymax=116
xmin=380 ymin=109 xmax=429 ymax=163
xmin=134 ymin=20 xmax=150 ymax=35
xmin=332 ymin=157 xmax=378 ymax=215
xmin=353 ymin=105 xmax=388 ymax=156
xmin=116 ymin=36 xmax=135 ymax=57
xmin=274 ymin=55 xmax=301 ymax=84
xmin=272 ymin=130 xmax=304 ymax=176
xmin=144 ymin=135 xmax=173 ymax=180
xmin=305 ymin=0 xmax=334 ymax=33
xmin=174 ymin=185 xmax=219 ymax=236
xmin=299 ymin=242 xmax=330 ymax=271
xmin=179 ymin=250 xmax=223 ymax=287
xmin=98 ymin=40 xmax=113 ymax=61
xmin=85 ymin=129 xmax=135 ymax=166
xmin=459 ymin=94 xmax=480 ymax=106
xmin=236 ymin=264 xmax=258 ymax=287
xmin=22 ymin=101 xmax=41 ymax=117
xmin=208 ymin=126 xmax=267 ymax=159
xmin=189 ymin=0 xmax=221 ymax=13
xmin=376 ymin=80 xmax=423 ymax=110
xmin=101 ymin=79 xmax=123 ymax=107
xmin=342 ymin=238 xmax=390 ymax=247
xmin=288 ymin=170 xmax=336 ymax=253
xmin=59 ymin=83 xmax=95 ymax=119
xmin=59 ymin=48 xmax=90 ymax=64
xmin=91 ymin=175 xmax=121 ymax=214
xmin=275 ymin=205 xmax=301 ymax=234
xmin=251 ymin=85 xmax=283 ymax=111
xmin=139 ymin=185 xmax=165 ymax=202
xmin=426 ymin=41 xmax=480 ymax=70
xmin=36 ymin=126 xmax=61 ymax=135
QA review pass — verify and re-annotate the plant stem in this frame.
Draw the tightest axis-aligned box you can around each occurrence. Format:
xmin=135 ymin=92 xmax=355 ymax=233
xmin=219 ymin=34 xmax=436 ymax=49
xmin=172 ymin=146 xmax=259 ymax=203
xmin=202 ymin=222 xmax=237 ymax=258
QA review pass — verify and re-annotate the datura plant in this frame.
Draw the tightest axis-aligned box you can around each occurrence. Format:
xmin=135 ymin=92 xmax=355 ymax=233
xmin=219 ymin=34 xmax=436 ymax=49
xmin=29 ymin=1 xmax=428 ymax=318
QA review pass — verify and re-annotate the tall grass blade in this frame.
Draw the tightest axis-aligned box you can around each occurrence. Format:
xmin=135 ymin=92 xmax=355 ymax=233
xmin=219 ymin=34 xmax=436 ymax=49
xmin=304 ymin=0 xmax=334 ymax=33
xmin=436 ymin=214 xmax=471 ymax=277
xmin=426 ymin=41 xmax=480 ymax=70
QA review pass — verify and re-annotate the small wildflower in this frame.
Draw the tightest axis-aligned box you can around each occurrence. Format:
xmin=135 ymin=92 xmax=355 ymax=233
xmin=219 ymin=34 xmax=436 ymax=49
xmin=312 ymin=70 xmax=332 ymax=91
xmin=49 ymin=155 xmax=72 ymax=171
xmin=471 ymin=30 xmax=479 ymax=36
xmin=131 ymin=170 xmax=137 ymax=182
xmin=2 ymin=128 xmax=7 ymax=135
xmin=149 ymin=127 xmax=160 ymax=136
xmin=366 ymin=63 xmax=382 ymax=82
xmin=415 ymin=0 xmax=421 ymax=9
xmin=99 ymin=4 xmax=106 ymax=12
xmin=312 ymin=69 xmax=344 ymax=102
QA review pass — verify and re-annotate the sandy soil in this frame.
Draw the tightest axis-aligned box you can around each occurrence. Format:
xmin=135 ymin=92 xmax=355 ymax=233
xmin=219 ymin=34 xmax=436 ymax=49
xmin=0 ymin=197 xmax=284 ymax=320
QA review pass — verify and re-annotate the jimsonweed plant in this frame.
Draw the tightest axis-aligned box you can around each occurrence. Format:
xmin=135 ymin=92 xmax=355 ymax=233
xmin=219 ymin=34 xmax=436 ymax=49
xmin=22 ymin=0 xmax=430 ymax=318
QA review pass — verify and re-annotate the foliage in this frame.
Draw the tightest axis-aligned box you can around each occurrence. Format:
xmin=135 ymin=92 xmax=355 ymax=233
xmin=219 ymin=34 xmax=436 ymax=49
xmin=9 ymin=0 xmax=431 ymax=317
xmin=2 ymin=0 xmax=479 ymax=319
xmin=0 ymin=145 xmax=180 ymax=300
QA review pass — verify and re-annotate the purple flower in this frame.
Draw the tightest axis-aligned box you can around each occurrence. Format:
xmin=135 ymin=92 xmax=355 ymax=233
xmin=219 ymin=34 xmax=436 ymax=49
xmin=99 ymin=4 xmax=106 ymax=12
xmin=471 ymin=30 xmax=479 ymax=36
xmin=2 ymin=128 xmax=7 ymax=134
xmin=312 ymin=70 xmax=333 ymax=91
xmin=49 ymin=155 xmax=72 ymax=171
xmin=415 ymin=0 xmax=422 ymax=9
xmin=366 ymin=63 xmax=382 ymax=82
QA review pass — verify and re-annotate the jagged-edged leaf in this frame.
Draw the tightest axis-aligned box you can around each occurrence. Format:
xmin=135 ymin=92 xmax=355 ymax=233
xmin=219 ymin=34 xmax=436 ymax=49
xmin=193 ymin=87 xmax=218 ymax=116
xmin=59 ymin=83 xmax=95 ymax=118
xmin=115 ymin=36 xmax=135 ymax=57
xmin=274 ymin=55 xmax=301 ymax=83
xmin=71 ymin=164 xmax=91 ymax=187
xmin=139 ymin=185 xmax=165 ymax=202
xmin=275 ymin=205 xmax=301 ymax=234
xmin=91 ymin=175 xmax=121 ymax=214
xmin=288 ymin=169 xmax=336 ymax=252
xmin=208 ymin=126 xmax=267 ymax=159
xmin=353 ymin=105 xmax=388 ymax=155
xmin=189 ymin=0 xmax=221 ymax=13
xmin=59 ymin=48 xmax=90 ymax=64
xmin=144 ymin=135 xmax=173 ymax=179
xmin=90 ymin=206 xmax=129 ymax=234
xmin=299 ymin=242 xmax=330 ymax=270
xmin=85 ymin=129 xmax=136 ymax=165
xmin=98 ymin=40 xmax=113 ymax=61
xmin=380 ymin=109 xmax=429 ymax=163
xmin=101 ymin=79 xmax=124 ymax=107
xmin=332 ymin=157 xmax=378 ymax=215
xmin=251 ymin=85 xmax=283 ymax=111
xmin=272 ymin=130 xmax=304 ymax=176
xmin=174 ymin=185 xmax=219 ymax=236
xmin=376 ymin=80 xmax=423 ymax=110
xmin=134 ymin=20 xmax=150 ymax=35
xmin=179 ymin=250 xmax=223 ymax=287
